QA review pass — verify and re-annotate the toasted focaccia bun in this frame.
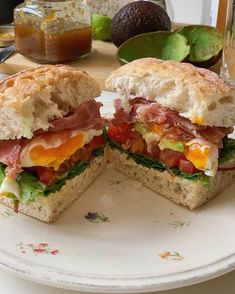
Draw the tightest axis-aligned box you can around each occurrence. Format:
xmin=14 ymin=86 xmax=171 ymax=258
xmin=0 ymin=65 xmax=100 ymax=140
xmin=0 ymin=65 xmax=106 ymax=222
xmin=105 ymin=58 xmax=235 ymax=209
xmin=105 ymin=58 xmax=235 ymax=127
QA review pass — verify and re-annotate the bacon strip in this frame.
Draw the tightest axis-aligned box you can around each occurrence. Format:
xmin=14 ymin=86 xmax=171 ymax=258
xmin=0 ymin=140 xmax=22 ymax=178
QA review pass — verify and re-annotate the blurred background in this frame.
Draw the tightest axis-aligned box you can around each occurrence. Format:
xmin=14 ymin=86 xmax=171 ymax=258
xmin=0 ymin=0 xmax=23 ymax=25
xmin=0 ymin=0 xmax=221 ymax=27
xmin=166 ymin=0 xmax=220 ymax=26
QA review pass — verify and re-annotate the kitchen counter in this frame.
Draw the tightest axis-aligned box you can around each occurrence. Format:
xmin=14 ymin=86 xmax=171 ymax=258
xmin=0 ymin=41 xmax=120 ymax=89
xmin=0 ymin=40 xmax=221 ymax=89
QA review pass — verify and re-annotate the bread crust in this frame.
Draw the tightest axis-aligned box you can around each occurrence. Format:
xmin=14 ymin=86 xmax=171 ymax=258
xmin=0 ymin=65 xmax=101 ymax=139
xmin=107 ymin=147 xmax=235 ymax=209
xmin=105 ymin=58 xmax=235 ymax=127
xmin=0 ymin=65 xmax=100 ymax=110
xmin=0 ymin=155 xmax=106 ymax=223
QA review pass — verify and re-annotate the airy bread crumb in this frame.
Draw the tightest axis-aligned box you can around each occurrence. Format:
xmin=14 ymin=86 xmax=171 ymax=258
xmin=0 ymin=65 xmax=101 ymax=140
xmin=105 ymin=58 xmax=235 ymax=127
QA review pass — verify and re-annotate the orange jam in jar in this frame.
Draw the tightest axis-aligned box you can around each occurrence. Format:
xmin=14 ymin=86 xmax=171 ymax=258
xmin=14 ymin=0 xmax=92 ymax=63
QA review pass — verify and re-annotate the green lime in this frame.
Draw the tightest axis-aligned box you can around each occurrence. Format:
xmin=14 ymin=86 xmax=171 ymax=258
xmin=92 ymin=14 xmax=112 ymax=41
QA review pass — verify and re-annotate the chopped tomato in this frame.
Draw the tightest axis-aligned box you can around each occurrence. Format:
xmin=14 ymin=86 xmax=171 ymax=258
xmin=179 ymin=159 xmax=199 ymax=174
xmin=129 ymin=135 xmax=147 ymax=154
xmin=86 ymin=135 xmax=105 ymax=150
xmin=159 ymin=149 xmax=185 ymax=168
xmin=108 ymin=123 xmax=134 ymax=144
xmin=32 ymin=166 xmax=59 ymax=186
xmin=147 ymin=140 xmax=160 ymax=159
xmin=25 ymin=134 xmax=105 ymax=186
xmin=109 ymin=123 xmax=201 ymax=174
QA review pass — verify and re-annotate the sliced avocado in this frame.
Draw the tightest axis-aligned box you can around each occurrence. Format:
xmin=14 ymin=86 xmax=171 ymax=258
xmin=134 ymin=121 xmax=160 ymax=144
xmin=117 ymin=32 xmax=190 ymax=64
xmin=176 ymin=25 xmax=223 ymax=67
xmin=135 ymin=121 xmax=148 ymax=134
xmin=159 ymin=138 xmax=185 ymax=153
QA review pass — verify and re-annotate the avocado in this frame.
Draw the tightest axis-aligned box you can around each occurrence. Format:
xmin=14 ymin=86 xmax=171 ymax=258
xmin=117 ymin=31 xmax=190 ymax=64
xmin=176 ymin=25 xmax=223 ymax=68
xmin=111 ymin=1 xmax=171 ymax=47
xmin=135 ymin=121 xmax=159 ymax=143
xmin=159 ymin=139 xmax=185 ymax=153
xmin=135 ymin=121 xmax=147 ymax=134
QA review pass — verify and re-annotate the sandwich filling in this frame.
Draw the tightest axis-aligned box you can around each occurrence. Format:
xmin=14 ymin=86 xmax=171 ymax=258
xmin=108 ymin=98 xmax=234 ymax=186
xmin=0 ymin=99 xmax=106 ymax=206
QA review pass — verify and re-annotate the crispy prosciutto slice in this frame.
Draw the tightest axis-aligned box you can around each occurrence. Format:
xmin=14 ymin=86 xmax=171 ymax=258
xmin=108 ymin=97 xmax=234 ymax=177
xmin=114 ymin=98 xmax=233 ymax=147
xmin=112 ymin=98 xmax=150 ymax=126
xmin=35 ymin=100 xmax=105 ymax=135
xmin=50 ymin=100 xmax=105 ymax=132
xmin=112 ymin=99 xmax=130 ymax=126
xmin=0 ymin=140 xmax=22 ymax=178
xmin=0 ymin=99 xmax=105 ymax=179
xmin=138 ymin=103 xmax=233 ymax=146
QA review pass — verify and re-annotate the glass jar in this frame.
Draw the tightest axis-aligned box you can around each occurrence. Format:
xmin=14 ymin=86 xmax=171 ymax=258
xmin=14 ymin=0 xmax=92 ymax=63
xmin=220 ymin=0 xmax=235 ymax=86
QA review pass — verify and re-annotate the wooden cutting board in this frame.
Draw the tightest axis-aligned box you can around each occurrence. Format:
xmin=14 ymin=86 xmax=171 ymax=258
xmin=0 ymin=39 xmax=221 ymax=89
xmin=0 ymin=40 xmax=120 ymax=90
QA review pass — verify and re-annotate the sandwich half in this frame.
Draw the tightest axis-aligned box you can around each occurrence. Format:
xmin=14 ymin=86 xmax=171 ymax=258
xmin=105 ymin=58 xmax=235 ymax=209
xmin=0 ymin=65 xmax=106 ymax=222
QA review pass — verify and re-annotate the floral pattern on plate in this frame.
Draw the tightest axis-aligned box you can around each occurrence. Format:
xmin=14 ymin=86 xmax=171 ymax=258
xmin=17 ymin=242 xmax=60 ymax=256
xmin=168 ymin=221 xmax=191 ymax=228
xmin=158 ymin=251 xmax=184 ymax=260
xmin=85 ymin=212 xmax=110 ymax=223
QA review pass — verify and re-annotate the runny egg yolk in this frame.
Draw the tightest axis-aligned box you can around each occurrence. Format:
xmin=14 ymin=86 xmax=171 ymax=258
xmin=29 ymin=132 xmax=85 ymax=170
xmin=192 ymin=117 xmax=205 ymax=124
xmin=185 ymin=142 xmax=210 ymax=170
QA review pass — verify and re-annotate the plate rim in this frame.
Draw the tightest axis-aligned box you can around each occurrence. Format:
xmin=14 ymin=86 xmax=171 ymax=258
xmin=0 ymin=247 xmax=234 ymax=292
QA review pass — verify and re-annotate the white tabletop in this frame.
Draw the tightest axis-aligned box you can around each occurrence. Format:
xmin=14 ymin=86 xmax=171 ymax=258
xmin=0 ymin=269 xmax=234 ymax=294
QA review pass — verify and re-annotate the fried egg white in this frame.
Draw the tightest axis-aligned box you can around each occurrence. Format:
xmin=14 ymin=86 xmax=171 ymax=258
xmin=20 ymin=129 xmax=103 ymax=170
xmin=185 ymin=138 xmax=218 ymax=177
xmin=0 ymin=176 xmax=20 ymax=199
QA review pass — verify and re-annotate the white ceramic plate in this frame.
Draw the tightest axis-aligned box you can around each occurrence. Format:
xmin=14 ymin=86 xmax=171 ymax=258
xmin=0 ymin=91 xmax=235 ymax=293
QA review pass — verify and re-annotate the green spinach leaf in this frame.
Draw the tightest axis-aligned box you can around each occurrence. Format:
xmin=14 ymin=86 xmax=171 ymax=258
xmin=0 ymin=163 xmax=6 ymax=185
xmin=17 ymin=172 xmax=45 ymax=203
xmin=44 ymin=160 xmax=89 ymax=196
xmin=108 ymin=136 xmax=210 ymax=187
xmin=219 ymin=137 xmax=235 ymax=164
